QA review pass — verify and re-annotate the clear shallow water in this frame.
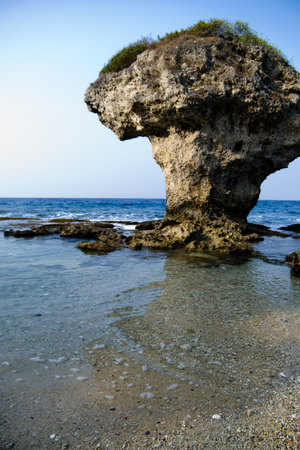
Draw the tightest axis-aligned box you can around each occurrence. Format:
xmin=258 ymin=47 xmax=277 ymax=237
xmin=0 ymin=234 xmax=166 ymax=361
xmin=1 ymin=198 xmax=300 ymax=361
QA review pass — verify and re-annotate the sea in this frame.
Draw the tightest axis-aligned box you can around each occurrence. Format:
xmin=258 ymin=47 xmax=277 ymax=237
xmin=1 ymin=198 xmax=300 ymax=447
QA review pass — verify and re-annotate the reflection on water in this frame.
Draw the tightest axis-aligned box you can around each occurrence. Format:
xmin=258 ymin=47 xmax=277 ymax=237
xmin=94 ymin=250 xmax=300 ymax=396
xmin=0 ymin=235 xmax=167 ymax=361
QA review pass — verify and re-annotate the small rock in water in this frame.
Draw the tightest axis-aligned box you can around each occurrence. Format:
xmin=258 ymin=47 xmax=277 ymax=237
xmin=105 ymin=395 xmax=114 ymax=400
xmin=280 ymin=372 xmax=287 ymax=378
xmin=93 ymin=344 xmax=105 ymax=349
xmin=246 ymin=409 xmax=255 ymax=417
xmin=2 ymin=362 xmax=10 ymax=366
xmin=49 ymin=357 xmax=64 ymax=363
xmin=76 ymin=377 xmax=88 ymax=381
xmin=212 ymin=414 xmax=221 ymax=420
xmin=142 ymin=365 xmax=147 ymax=371
xmin=140 ymin=392 xmax=155 ymax=399
xmin=30 ymin=356 xmax=44 ymax=362
xmin=138 ymin=405 xmax=145 ymax=409
xmin=70 ymin=368 xmax=80 ymax=372
xmin=177 ymin=363 xmax=186 ymax=369
xmin=160 ymin=343 xmax=165 ymax=349
xmin=167 ymin=384 xmax=178 ymax=390
xmin=180 ymin=343 xmax=192 ymax=351
xmin=127 ymin=383 xmax=133 ymax=387
xmin=50 ymin=434 xmax=56 ymax=439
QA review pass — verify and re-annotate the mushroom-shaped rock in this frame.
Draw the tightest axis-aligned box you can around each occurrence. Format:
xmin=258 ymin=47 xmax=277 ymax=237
xmin=85 ymin=34 xmax=300 ymax=253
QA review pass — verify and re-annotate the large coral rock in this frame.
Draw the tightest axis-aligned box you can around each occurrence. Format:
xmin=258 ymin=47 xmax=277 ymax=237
xmin=85 ymin=35 xmax=300 ymax=252
xmin=75 ymin=229 xmax=125 ymax=254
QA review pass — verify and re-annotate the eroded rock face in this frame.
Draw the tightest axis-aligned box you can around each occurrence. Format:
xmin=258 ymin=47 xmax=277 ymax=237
xmin=85 ymin=35 xmax=300 ymax=252
xmin=286 ymin=249 xmax=300 ymax=277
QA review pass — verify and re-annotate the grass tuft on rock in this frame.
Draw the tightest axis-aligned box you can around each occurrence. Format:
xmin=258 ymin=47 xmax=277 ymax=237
xmin=101 ymin=19 xmax=288 ymax=75
xmin=101 ymin=37 xmax=153 ymax=75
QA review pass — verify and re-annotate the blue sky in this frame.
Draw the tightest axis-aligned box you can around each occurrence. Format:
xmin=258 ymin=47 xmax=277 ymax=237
xmin=1 ymin=0 xmax=299 ymax=199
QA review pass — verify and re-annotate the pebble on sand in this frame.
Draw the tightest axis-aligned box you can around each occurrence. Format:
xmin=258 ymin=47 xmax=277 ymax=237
xmin=167 ymin=384 xmax=178 ymax=390
xmin=177 ymin=363 xmax=186 ymax=369
xmin=140 ymin=392 xmax=155 ymax=399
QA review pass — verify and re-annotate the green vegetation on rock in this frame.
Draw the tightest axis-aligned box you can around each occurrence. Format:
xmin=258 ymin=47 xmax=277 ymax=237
xmin=101 ymin=37 xmax=153 ymax=75
xmin=101 ymin=19 xmax=288 ymax=75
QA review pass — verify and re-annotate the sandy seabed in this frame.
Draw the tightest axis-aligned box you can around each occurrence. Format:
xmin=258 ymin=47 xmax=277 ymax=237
xmin=1 ymin=242 xmax=300 ymax=449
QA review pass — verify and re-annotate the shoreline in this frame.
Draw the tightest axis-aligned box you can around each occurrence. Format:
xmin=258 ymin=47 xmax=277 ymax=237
xmin=1 ymin=243 xmax=300 ymax=448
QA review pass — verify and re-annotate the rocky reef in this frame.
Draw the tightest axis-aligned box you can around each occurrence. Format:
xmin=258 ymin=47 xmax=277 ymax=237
xmin=6 ymin=222 xmax=125 ymax=255
xmin=85 ymin=32 xmax=300 ymax=253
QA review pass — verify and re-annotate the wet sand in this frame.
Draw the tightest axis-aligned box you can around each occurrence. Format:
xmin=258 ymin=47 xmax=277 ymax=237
xmin=1 ymin=246 xmax=300 ymax=449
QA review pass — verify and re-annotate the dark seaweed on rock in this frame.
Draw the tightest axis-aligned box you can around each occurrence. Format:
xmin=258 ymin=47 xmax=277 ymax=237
xmin=280 ymin=224 xmax=300 ymax=233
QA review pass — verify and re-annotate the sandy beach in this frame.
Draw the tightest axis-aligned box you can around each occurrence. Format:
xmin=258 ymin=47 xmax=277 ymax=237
xmin=2 ymin=243 xmax=300 ymax=449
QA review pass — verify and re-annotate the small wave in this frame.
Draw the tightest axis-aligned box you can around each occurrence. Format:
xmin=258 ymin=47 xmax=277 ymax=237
xmin=121 ymin=225 xmax=137 ymax=231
